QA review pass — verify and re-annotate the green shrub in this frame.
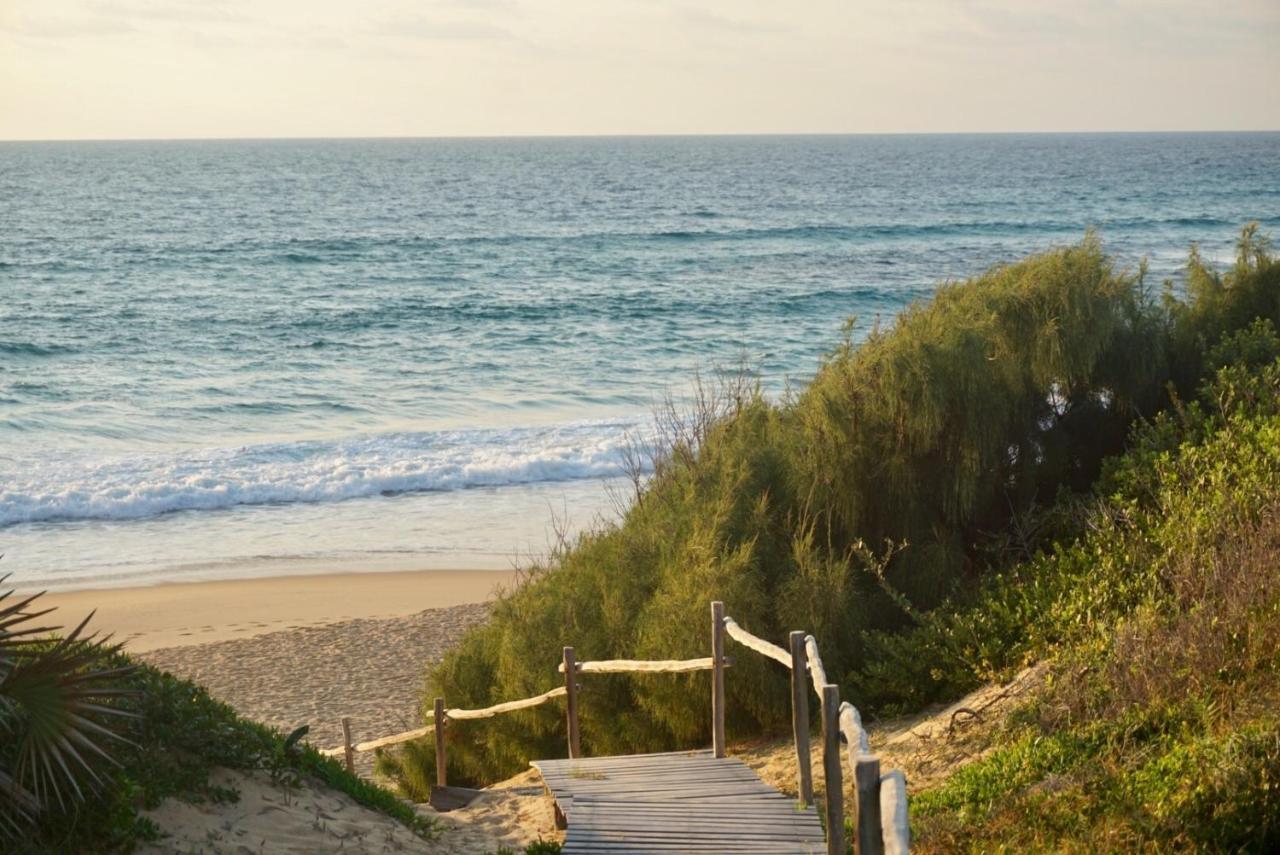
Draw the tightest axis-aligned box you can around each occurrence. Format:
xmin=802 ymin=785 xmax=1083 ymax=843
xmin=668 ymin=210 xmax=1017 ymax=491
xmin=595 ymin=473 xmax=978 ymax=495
xmin=384 ymin=227 xmax=1278 ymax=788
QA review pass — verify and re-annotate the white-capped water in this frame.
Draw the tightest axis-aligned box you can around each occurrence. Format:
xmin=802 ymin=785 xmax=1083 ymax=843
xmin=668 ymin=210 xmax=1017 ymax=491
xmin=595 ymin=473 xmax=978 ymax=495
xmin=4 ymin=134 xmax=1278 ymax=589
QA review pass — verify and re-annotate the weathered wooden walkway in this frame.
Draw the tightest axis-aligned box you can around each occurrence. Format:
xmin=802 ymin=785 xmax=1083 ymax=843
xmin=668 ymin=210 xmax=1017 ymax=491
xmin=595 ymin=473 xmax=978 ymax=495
xmin=532 ymin=749 xmax=826 ymax=853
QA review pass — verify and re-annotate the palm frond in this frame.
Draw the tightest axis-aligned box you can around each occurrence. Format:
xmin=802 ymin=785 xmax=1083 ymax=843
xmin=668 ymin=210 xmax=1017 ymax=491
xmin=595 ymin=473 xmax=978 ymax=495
xmin=0 ymin=576 xmax=138 ymax=838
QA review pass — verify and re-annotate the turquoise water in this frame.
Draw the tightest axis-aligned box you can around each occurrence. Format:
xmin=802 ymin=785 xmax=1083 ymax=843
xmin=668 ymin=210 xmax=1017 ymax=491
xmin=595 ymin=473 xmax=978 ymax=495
xmin=3 ymin=134 xmax=1278 ymax=588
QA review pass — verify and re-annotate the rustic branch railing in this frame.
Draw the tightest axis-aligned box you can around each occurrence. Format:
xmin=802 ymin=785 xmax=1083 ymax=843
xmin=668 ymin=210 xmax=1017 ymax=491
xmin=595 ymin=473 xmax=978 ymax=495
xmin=717 ymin=607 xmax=910 ymax=855
xmin=557 ymin=657 xmax=717 ymax=674
xmin=319 ymin=686 xmax=570 ymax=756
xmin=722 ymin=616 xmax=791 ymax=666
xmin=321 ymin=599 xmax=908 ymax=852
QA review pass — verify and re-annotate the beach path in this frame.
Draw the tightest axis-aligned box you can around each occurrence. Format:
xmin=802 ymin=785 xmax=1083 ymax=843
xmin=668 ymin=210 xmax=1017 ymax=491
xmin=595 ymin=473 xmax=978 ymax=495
xmin=532 ymin=749 xmax=825 ymax=853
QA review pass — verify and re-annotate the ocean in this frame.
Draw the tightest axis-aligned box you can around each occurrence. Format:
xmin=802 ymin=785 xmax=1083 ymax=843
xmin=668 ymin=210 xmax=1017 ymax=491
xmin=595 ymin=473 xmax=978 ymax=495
xmin=2 ymin=133 xmax=1278 ymax=589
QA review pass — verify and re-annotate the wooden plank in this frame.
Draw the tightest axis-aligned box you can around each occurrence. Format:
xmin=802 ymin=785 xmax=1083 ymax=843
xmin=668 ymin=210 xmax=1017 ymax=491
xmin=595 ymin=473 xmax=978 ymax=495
xmin=574 ymin=805 xmax=811 ymax=820
xmin=537 ymin=749 xmax=827 ymax=853
xmin=540 ymin=777 xmax=771 ymax=792
xmin=570 ymin=821 xmax=823 ymax=837
xmin=573 ymin=817 xmax=821 ymax=833
xmin=428 ymin=785 xmax=481 ymax=811
xmin=569 ymin=832 xmax=824 ymax=845
xmin=574 ymin=805 xmax=817 ymax=820
xmin=539 ymin=765 xmax=764 ymax=781
xmin=564 ymin=844 xmax=823 ymax=851
xmin=539 ymin=773 xmax=767 ymax=788
xmin=564 ymin=838 xmax=825 ymax=853
xmin=533 ymin=749 xmax=711 ymax=771
xmin=574 ymin=802 xmax=815 ymax=818
xmin=543 ymin=783 xmax=783 ymax=799
xmin=538 ymin=758 xmax=753 ymax=774
xmin=567 ymin=843 xmax=821 ymax=850
xmin=572 ymin=813 xmax=824 ymax=828
xmin=570 ymin=828 xmax=819 ymax=840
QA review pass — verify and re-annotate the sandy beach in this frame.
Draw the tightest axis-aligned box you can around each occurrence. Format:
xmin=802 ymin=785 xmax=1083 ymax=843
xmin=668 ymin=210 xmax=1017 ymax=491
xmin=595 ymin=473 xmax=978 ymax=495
xmin=41 ymin=569 xmax=516 ymax=767
xmin=35 ymin=567 xmax=568 ymax=850
xmin=38 ymin=568 xmax=518 ymax=652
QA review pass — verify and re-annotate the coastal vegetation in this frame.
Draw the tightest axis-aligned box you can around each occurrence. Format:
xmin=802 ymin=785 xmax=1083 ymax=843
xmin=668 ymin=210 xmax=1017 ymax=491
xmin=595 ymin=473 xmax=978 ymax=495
xmin=382 ymin=225 xmax=1280 ymax=846
xmin=0 ymin=591 xmax=433 ymax=853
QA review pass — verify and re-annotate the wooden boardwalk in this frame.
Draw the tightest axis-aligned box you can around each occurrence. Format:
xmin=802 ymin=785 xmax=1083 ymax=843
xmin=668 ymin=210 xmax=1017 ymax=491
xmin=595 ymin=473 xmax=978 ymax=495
xmin=532 ymin=749 xmax=826 ymax=854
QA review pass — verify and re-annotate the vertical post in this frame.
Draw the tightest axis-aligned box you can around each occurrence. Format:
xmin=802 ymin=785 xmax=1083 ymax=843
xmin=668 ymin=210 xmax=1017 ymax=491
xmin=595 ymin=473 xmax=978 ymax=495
xmin=855 ymin=756 xmax=884 ymax=855
xmin=563 ymin=646 xmax=581 ymax=759
xmin=822 ymin=684 xmax=844 ymax=855
xmin=340 ymin=716 xmax=355 ymax=774
xmin=433 ymin=697 xmax=447 ymax=787
xmin=710 ymin=601 xmax=726 ymax=759
xmin=789 ymin=631 xmax=814 ymax=806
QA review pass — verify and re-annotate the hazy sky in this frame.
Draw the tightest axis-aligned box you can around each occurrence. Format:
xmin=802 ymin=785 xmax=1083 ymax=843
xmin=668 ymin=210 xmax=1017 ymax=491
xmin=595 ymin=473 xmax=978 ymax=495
xmin=3 ymin=0 xmax=1278 ymax=140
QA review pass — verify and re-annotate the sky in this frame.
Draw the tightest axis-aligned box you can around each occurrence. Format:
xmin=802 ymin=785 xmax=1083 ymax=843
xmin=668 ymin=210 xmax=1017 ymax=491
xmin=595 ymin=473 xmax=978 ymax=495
xmin=2 ymin=0 xmax=1278 ymax=140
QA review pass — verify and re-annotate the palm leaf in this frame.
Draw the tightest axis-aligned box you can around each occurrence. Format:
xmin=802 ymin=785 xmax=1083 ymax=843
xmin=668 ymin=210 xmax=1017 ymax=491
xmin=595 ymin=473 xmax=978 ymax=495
xmin=0 ymin=575 xmax=138 ymax=838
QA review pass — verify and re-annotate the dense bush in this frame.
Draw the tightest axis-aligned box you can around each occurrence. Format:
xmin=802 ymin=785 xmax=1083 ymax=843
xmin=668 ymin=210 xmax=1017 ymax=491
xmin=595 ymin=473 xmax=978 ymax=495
xmin=911 ymin=392 xmax=1280 ymax=851
xmin=386 ymin=226 xmax=1278 ymax=787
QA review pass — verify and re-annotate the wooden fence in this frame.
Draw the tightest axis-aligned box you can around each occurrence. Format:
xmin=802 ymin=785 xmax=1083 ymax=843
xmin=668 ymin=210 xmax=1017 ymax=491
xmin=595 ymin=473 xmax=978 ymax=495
xmin=321 ymin=600 xmax=909 ymax=854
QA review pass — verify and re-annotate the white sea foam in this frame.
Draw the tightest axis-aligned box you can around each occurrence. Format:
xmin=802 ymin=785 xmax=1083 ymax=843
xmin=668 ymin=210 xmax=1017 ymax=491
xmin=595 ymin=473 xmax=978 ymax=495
xmin=1 ymin=418 xmax=651 ymax=527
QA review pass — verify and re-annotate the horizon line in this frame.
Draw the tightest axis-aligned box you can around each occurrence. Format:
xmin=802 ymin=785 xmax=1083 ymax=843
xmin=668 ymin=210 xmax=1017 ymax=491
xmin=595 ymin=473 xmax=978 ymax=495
xmin=3 ymin=128 xmax=1280 ymax=144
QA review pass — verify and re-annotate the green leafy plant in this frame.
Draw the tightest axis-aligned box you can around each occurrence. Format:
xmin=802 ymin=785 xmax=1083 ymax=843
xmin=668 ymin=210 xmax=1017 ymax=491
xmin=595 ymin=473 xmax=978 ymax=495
xmin=0 ymin=576 xmax=136 ymax=841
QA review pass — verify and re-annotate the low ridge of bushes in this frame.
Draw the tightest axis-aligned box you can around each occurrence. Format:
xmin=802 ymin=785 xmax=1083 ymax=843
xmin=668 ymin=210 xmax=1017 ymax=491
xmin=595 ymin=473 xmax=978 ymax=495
xmin=377 ymin=226 xmax=1279 ymax=796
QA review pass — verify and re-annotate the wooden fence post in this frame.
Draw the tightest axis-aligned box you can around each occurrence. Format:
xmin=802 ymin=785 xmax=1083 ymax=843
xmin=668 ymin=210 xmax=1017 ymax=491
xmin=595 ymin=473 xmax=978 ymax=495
xmin=822 ymin=684 xmax=844 ymax=855
xmin=563 ymin=646 xmax=582 ymax=759
xmin=340 ymin=717 xmax=355 ymax=774
xmin=433 ymin=697 xmax=447 ymax=787
xmin=855 ymin=756 xmax=884 ymax=855
xmin=789 ymin=631 xmax=814 ymax=806
xmin=710 ymin=601 xmax=726 ymax=759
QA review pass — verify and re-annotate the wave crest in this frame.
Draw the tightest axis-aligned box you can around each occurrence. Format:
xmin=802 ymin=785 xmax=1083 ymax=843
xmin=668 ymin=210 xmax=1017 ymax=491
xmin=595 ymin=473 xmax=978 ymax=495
xmin=0 ymin=419 xmax=648 ymax=527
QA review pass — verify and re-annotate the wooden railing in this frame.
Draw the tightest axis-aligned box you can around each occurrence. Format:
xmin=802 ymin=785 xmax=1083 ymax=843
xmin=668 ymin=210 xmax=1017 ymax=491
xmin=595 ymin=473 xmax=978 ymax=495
xmin=321 ymin=599 xmax=908 ymax=853
xmin=716 ymin=603 xmax=910 ymax=855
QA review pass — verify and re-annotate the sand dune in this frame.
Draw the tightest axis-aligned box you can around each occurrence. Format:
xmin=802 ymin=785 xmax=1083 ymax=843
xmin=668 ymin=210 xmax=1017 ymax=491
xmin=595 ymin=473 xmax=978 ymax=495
xmin=140 ymin=766 xmax=561 ymax=854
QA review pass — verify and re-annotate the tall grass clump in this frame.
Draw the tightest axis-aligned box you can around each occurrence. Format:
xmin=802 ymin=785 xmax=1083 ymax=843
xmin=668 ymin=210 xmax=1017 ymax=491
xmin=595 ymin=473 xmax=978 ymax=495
xmin=381 ymin=226 xmax=1279 ymax=787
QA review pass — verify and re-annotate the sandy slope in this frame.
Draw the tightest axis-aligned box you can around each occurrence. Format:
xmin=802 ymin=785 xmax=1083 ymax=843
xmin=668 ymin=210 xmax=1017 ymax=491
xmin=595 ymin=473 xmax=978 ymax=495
xmin=737 ymin=664 xmax=1047 ymax=802
xmin=140 ymin=602 xmax=494 ymax=777
xmin=139 ymin=767 xmax=561 ymax=854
